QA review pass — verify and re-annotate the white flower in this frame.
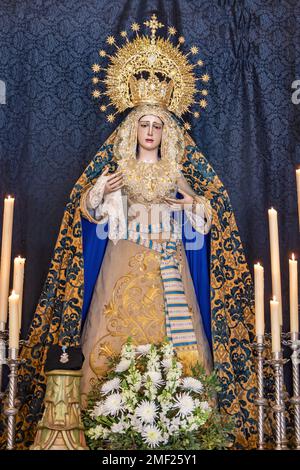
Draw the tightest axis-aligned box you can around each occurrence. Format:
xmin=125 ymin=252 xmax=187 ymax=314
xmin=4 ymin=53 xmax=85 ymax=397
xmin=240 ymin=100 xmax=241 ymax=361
xmin=161 ymin=358 xmax=173 ymax=369
xmin=87 ymin=424 xmax=105 ymax=440
xmin=161 ymin=342 xmax=174 ymax=358
xmin=190 ymin=423 xmax=198 ymax=431
xmin=90 ymin=401 xmax=105 ymax=418
xmin=135 ymin=400 xmax=158 ymax=424
xmin=111 ymin=421 xmax=126 ymax=433
xmin=199 ymin=401 xmax=211 ymax=413
xmin=181 ymin=377 xmax=203 ymax=393
xmin=115 ymin=359 xmax=131 ymax=373
xmin=103 ymin=393 xmax=124 ymax=416
xmin=141 ymin=425 xmax=164 ymax=448
xmin=101 ymin=377 xmax=121 ymax=395
xmin=136 ymin=344 xmax=152 ymax=355
xmin=173 ymin=393 xmax=195 ymax=417
xmin=102 ymin=428 xmax=110 ymax=439
xmin=120 ymin=342 xmax=136 ymax=361
xmin=144 ymin=371 xmax=164 ymax=387
xmin=171 ymin=416 xmax=181 ymax=427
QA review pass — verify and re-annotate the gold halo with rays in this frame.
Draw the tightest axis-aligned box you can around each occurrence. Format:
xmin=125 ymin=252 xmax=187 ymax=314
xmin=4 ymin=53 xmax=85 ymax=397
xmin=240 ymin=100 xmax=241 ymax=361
xmin=91 ymin=13 xmax=210 ymax=125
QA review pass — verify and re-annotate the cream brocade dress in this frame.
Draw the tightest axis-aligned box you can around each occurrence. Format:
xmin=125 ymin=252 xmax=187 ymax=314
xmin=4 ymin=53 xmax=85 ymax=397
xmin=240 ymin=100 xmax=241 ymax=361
xmin=79 ymin=162 xmax=213 ymax=405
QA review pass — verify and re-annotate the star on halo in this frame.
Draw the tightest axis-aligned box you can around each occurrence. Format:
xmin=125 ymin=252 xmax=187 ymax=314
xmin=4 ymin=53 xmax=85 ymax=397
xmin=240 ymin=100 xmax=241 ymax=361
xmin=92 ymin=90 xmax=101 ymax=98
xmin=107 ymin=114 xmax=115 ymax=123
xmin=131 ymin=22 xmax=140 ymax=32
xmin=106 ymin=35 xmax=115 ymax=45
xmin=190 ymin=46 xmax=199 ymax=55
xmin=168 ymin=26 xmax=177 ymax=36
xmin=92 ymin=63 xmax=101 ymax=73
xmin=201 ymin=73 xmax=210 ymax=82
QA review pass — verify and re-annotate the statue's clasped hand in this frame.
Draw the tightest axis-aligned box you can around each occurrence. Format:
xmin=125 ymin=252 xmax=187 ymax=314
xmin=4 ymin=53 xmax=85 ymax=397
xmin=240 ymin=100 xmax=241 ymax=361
xmin=102 ymin=167 xmax=124 ymax=196
xmin=164 ymin=188 xmax=194 ymax=211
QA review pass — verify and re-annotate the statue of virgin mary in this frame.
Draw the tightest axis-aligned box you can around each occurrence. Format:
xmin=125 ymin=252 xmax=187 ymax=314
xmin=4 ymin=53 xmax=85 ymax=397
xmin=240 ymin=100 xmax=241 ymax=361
xmin=1 ymin=15 xmax=257 ymax=450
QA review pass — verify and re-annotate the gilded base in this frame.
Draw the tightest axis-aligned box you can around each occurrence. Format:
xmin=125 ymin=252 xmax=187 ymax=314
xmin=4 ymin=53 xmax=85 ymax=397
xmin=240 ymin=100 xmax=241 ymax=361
xmin=30 ymin=369 xmax=88 ymax=451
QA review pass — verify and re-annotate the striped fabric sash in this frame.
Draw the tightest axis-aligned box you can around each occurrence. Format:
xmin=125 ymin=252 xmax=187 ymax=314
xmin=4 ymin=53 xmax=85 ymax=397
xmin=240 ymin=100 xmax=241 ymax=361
xmin=126 ymin=225 xmax=198 ymax=352
xmin=160 ymin=240 xmax=198 ymax=350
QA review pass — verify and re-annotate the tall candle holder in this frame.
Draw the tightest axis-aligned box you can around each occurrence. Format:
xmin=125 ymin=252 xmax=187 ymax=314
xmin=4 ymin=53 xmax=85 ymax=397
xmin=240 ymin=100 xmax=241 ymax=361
xmin=253 ymin=335 xmax=268 ymax=450
xmin=4 ymin=347 xmax=19 ymax=450
xmin=288 ymin=332 xmax=300 ymax=450
xmin=269 ymin=351 xmax=289 ymax=450
xmin=0 ymin=334 xmax=26 ymax=450
xmin=280 ymin=331 xmax=290 ymax=449
xmin=0 ymin=326 xmax=8 ymax=400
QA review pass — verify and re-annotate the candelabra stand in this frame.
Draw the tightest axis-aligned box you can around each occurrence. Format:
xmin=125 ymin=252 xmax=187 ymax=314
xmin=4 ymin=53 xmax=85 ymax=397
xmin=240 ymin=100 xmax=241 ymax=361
xmin=4 ymin=347 xmax=19 ymax=450
xmin=288 ymin=332 xmax=300 ymax=450
xmin=270 ymin=351 xmax=289 ymax=450
xmin=253 ymin=336 xmax=268 ymax=450
xmin=0 ymin=332 xmax=26 ymax=450
xmin=0 ymin=325 xmax=8 ymax=400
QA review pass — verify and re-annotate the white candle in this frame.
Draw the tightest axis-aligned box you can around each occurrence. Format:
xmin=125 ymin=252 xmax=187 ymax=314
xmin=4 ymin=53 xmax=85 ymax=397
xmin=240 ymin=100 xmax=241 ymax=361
xmin=270 ymin=296 xmax=281 ymax=353
xmin=289 ymin=254 xmax=298 ymax=334
xmin=0 ymin=196 xmax=15 ymax=329
xmin=8 ymin=290 xmax=20 ymax=350
xmin=268 ymin=208 xmax=283 ymax=325
xmin=13 ymin=256 xmax=26 ymax=331
xmin=254 ymin=262 xmax=264 ymax=341
xmin=296 ymin=169 xmax=300 ymax=231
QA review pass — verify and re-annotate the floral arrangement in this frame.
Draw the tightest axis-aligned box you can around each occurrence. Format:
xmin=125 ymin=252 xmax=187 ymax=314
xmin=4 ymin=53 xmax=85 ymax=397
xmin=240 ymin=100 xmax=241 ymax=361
xmin=83 ymin=339 xmax=232 ymax=450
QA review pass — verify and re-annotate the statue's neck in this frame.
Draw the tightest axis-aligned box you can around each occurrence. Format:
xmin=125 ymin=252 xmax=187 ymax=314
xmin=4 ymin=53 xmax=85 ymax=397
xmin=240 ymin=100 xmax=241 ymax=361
xmin=136 ymin=146 xmax=159 ymax=163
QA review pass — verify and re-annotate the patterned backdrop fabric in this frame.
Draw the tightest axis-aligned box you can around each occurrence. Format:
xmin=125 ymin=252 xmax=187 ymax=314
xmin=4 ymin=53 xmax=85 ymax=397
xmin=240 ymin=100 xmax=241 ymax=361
xmin=0 ymin=1 xmax=299 ymax=341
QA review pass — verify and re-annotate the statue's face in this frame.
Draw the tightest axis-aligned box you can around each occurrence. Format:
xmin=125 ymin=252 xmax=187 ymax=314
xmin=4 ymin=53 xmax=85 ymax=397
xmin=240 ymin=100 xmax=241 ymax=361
xmin=137 ymin=114 xmax=163 ymax=151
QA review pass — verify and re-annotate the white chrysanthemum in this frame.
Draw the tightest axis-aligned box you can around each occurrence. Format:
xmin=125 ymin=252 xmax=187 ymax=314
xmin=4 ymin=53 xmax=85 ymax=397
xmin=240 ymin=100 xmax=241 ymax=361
xmin=141 ymin=425 xmax=164 ymax=448
xmin=136 ymin=344 xmax=152 ymax=355
xmin=101 ymin=377 xmax=121 ymax=395
xmin=200 ymin=401 xmax=211 ymax=412
xmin=173 ymin=393 xmax=195 ymax=417
xmin=171 ymin=416 xmax=181 ymax=427
xmin=181 ymin=377 xmax=203 ymax=393
xmin=90 ymin=401 xmax=105 ymax=418
xmin=135 ymin=400 xmax=158 ymax=424
xmin=103 ymin=393 xmax=124 ymax=416
xmin=144 ymin=371 xmax=164 ymax=387
xmin=161 ymin=358 xmax=173 ymax=369
xmin=115 ymin=359 xmax=131 ymax=373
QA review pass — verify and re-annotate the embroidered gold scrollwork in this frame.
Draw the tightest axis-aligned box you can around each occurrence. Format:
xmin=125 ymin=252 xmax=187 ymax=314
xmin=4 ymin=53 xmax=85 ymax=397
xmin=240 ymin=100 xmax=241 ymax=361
xmin=89 ymin=250 xmax=165 ymax=377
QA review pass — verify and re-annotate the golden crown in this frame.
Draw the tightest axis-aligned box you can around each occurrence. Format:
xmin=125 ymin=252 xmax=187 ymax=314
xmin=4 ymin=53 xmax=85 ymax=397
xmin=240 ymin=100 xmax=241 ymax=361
xmin=91 ymin=14 xmax=210 ymax=127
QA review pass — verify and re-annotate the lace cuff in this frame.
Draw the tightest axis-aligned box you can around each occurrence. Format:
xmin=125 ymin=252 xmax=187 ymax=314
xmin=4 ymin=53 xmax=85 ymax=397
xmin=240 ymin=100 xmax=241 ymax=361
xmin=184 ymin=195 xmax=212 ymax=234
xmin=87 ymin=175 xmax=107 ymax=209
xmin=80 ymin=175 xmax=107 ymax=224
